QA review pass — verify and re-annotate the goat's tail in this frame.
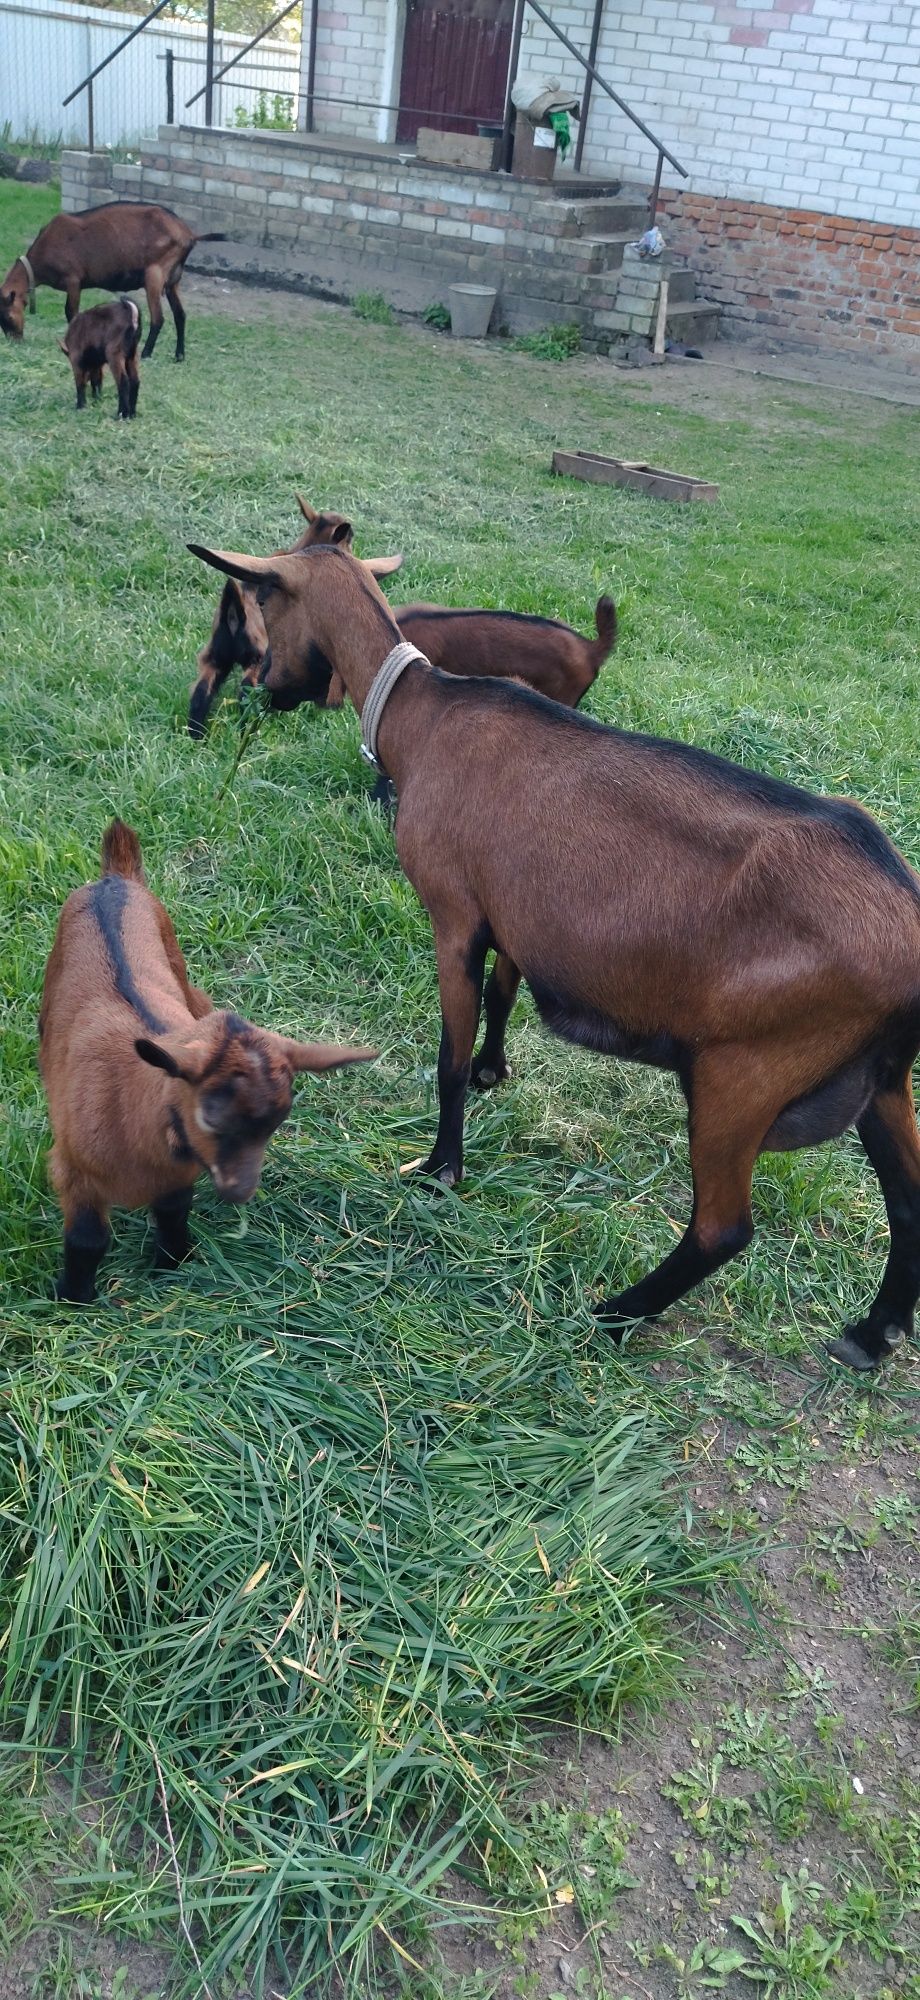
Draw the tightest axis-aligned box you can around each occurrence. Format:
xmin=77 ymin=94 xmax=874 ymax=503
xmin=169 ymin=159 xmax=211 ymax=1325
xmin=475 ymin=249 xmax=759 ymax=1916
xmin=590 ymin=594 xmax=618 ymax=673
xmin=193 ymin=232 xmax=227 ymax=244
xmin=101 ymin=819 xmax=145 ymax=882
xmin=120 ymin=297 xmax=141 ymax=359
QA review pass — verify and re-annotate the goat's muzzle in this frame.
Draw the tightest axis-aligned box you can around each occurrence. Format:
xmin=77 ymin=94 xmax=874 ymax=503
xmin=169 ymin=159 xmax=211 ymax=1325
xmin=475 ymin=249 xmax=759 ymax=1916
xmin=210 ymin=1157 xmax=262 ymax=1202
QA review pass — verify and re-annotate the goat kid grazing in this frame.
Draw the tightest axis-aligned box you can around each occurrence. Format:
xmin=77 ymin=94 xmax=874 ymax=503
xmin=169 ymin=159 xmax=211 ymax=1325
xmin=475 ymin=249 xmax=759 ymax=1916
xmin=0 ymin=203 xmax=224 ymax=358
xmin=39 ymin=820 xmax=376 ymax=1303
xmin=60 ymin=297 xmax=140 ymax=419
xmin=191 ymin=540 xmax=920 ymax=1373
xmin=188 ymin=495 xmax=365 ymax=738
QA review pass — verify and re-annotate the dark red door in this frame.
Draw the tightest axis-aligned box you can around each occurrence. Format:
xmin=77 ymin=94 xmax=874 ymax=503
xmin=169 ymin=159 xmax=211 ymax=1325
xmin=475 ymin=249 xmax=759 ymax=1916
xmin=396 ymin=0 xmax=514 ymax=144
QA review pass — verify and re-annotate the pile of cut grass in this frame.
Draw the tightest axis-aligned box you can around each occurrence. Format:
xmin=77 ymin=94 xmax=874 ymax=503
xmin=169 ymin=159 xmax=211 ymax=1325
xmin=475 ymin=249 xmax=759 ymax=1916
xmin=0 ymin=1304 xmax=720 ymax=1995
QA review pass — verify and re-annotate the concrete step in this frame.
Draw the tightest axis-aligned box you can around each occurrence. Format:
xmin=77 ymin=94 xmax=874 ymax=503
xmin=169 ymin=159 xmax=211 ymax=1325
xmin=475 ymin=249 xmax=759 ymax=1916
xmin=546 ymin=196 xmax=650 ymax=237
xmin=580 ymin=229 xmax=635 ymax=273
xmin=664 ymin=297 xmax=723 ymax=344
xmin=549 ymin=176 xmax=624 ymax=198
xmin=664 ymin=264 xmax=696 ymax=304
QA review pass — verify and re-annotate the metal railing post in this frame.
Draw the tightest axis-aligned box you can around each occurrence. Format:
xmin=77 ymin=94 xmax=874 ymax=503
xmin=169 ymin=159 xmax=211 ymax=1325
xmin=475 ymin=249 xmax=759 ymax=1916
xmin=305 ymin=0 xmax=319 ymax=133
xmin=87 ymin=77 xmax=94 ymax=153
xmin=649 ymin=148 xmax=663 ymax=226
xmin=500 ymin=0 xmax=526 ymax=173
xmin=165 ymin=47 xmax=174 ymax=125
xmin=204 ymin=0 xmax=216 ymax=125
xmin=573 ymin=0 xmax=604 ymax=176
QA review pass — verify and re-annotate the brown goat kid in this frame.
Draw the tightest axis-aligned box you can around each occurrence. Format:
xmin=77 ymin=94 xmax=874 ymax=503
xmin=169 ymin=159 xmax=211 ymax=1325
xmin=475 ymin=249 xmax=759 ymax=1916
xmin=188 ymin=496 xmax=360 ymax=737
xmin=0 ymin=203 xmax=224 ymax=357
xmin=39 ymin=820 xmax=376 ymax=1303
xmin=61 ymin=297 xmax=140 ymax=419
xmin=192 ymin=540 xmax=920 ymax=1374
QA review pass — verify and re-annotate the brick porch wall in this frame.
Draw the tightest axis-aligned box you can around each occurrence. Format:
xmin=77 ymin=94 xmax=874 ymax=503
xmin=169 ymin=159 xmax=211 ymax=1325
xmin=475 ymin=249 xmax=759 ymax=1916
xmin=59 ymin=130 xmax=640 ymax=341
xmin=659 ymin=188 xmax=920 ymax=361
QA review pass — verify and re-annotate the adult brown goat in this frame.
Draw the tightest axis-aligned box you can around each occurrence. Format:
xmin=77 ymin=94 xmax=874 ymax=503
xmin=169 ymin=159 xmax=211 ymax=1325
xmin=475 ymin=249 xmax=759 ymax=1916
xmin=39 ymin=819 xmax=376 ymax=1302
xmin=0 ymin=203 xmax=224 ymax=357
xmin=191 ymin=539 xmax=920 ymax=1373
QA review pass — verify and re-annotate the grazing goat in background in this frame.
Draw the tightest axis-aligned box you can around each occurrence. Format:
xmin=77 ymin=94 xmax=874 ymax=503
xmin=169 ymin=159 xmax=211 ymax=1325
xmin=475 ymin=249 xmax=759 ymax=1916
xmin=0 ymin=203 xmax=224 ymax=357
xmin=191 ymin=540 xmax=920 ymax=1374
xmin=60 ymin=298 xmax=140 ymax=419
xmin=39 ymin=819 xmax=376 ymax=1302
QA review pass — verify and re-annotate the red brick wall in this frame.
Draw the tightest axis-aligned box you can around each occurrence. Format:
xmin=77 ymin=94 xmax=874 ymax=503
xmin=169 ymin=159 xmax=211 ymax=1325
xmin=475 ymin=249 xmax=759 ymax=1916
xmin=659 ymin=190 xmax=920 ymax=366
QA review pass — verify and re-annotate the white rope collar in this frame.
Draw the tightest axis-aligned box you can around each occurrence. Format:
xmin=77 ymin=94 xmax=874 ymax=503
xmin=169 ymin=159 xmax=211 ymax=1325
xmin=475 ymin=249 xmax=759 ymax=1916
xmin=19 ymin=251 xmax=36 ymax=309
xmin=360 ymin=641 xmax=429 ymax=769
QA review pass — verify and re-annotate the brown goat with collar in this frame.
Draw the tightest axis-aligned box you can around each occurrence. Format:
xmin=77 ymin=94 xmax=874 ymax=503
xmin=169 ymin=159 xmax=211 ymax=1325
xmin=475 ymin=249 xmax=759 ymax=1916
xmin=39 ymin=819 xmax=376 ymax=1303
xmin=191 ymin=539 xmax=920 ymax=1374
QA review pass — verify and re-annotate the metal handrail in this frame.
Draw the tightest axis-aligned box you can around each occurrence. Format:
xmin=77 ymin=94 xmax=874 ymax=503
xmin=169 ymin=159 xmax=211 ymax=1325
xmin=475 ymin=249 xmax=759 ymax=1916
xmin=500 ymin=0 xmax=687 ymax=217
xmin=62 ymin=0 xmax=175 ymax=149
xmin=185 ymin=0 xmax=301 ymax=109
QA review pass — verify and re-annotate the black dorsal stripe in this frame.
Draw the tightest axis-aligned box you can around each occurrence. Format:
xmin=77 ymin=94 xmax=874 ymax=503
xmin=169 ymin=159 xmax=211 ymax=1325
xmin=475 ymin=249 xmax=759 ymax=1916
xmin=90 ymin=875 xmax=167 ymax=1033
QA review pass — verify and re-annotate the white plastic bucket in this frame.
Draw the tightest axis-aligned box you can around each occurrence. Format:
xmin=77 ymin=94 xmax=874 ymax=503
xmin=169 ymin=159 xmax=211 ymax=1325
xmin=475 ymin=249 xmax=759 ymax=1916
xmin=448 ymin=284 xmax=497 ymax=338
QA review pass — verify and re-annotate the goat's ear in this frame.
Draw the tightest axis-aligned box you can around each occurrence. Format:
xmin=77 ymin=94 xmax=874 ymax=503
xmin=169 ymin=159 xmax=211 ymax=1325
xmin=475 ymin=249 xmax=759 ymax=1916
xmin=188 ymin=545 xmax=289 ymax=592
xmin=220 ymin=577 xmax=245 ymax=635
xmin=331 ymin=519 xmax=354 ymax=546
xmin=295 ymin=493 xmax=317 ymax=522
xmin=282 ymin=1039 xmax=378 ymax=1074
xmin=360 ymin=553 xmax=404 ymax=579
xmin=135 ymin=1034 xmax=207 ymax=1082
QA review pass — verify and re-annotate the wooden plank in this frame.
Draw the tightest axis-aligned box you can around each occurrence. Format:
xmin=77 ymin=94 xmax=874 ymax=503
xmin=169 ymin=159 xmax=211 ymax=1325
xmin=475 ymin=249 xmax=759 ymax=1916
xmin=652 ymin=276 xmax=668 ymax=362
xmin=551 ymin=448 xmax=718 ymax=503
xmin=415 ymin=127 xmax=497 ymax=170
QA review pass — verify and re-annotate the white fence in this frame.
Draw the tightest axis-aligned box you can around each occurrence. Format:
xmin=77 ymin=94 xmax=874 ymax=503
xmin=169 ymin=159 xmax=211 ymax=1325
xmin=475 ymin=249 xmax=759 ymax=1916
xmin=0 ymin=0 xmax=302 ymax=148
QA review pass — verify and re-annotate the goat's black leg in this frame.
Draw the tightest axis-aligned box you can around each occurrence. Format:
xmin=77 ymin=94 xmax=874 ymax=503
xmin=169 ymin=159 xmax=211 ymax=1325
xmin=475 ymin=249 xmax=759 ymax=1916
xmin=829 ymin=1076 xmax=920 ymax=1370
xmin=151 ymin=1187 xmax=195 ymax=1271
xmin=598 ymin=1050 xmax=770 ymax=1337
xmin=55 ymin=1205 xmax=111 ymax=1305
xmin=420 ymin=922 xmax=489 ymax=1187
xmin=370 ymin=771 xmax=397 ymax=811
xmin=142 ymin=269 xmax=165 ymax=359
xmin=472 ymin=953 xmax=521 ymax=1089
xmin=165 ymin=280 xmax=186 ymax=362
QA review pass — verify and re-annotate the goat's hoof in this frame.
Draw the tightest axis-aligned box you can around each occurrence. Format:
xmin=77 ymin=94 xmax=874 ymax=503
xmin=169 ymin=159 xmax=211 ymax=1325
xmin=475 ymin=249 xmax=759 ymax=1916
xmin=419 ymin=1155 xmax=458 ymax=1189
xmin=471 ymin=1058 xmax=510 ymax=1091
xmin=827 ymin=1320 xmax=903 ymax=1372
xmin=595 ymin=1296 xmax=642 ymax=1344
xmin=53 ymin=1278 xmax=95 ymax=1306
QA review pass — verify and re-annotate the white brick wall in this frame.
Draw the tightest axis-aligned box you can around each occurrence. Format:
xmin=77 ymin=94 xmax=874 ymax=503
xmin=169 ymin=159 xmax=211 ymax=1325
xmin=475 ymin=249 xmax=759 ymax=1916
xmin=516 ymin=0 xmax=919 ymax=225
xmin=299 ymin=0 xmax=397 ymax=142
xmin=299 ymin=1 xmax=917 ymax=226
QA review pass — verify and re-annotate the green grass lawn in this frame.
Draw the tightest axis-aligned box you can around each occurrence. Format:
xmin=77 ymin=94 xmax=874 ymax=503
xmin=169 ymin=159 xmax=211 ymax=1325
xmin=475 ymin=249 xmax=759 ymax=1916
xmin=1 ymin=182 xmax=919 ymax=2000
